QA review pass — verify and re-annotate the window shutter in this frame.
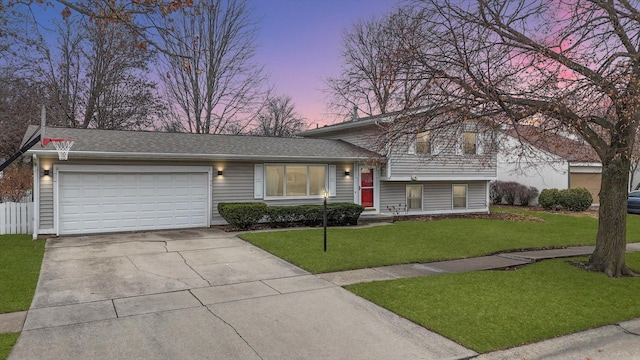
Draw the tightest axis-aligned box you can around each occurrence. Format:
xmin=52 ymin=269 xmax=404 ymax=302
xmin=476 ymin=133 xmax=484 ymax=155
xmin=254 ymin=164 xmax=263 ymax=199
xmin=328 ymin=165 xmax=337 ymax=197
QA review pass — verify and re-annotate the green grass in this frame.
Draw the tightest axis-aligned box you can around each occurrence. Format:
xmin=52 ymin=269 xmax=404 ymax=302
xmin=346 ymin=252 xmax=640 ymax=353
xmin=240 ymin=209 xmax=640 ymax=273
xmin=0 ymin=235 xmax=45 ymax=313
xmin=0 ymin=333 xmax=19 ymax=360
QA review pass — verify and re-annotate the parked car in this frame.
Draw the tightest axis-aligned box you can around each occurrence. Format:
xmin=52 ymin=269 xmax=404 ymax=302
xmin=628 ymin=191 xmax=640 ymax=214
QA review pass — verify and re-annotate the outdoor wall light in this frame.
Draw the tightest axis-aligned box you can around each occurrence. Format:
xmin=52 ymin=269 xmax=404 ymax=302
xmin=217 ymin=170 xmax=223 ymax=176
xmin=43 ymin=169 xmax=51 ymax=176
xmin=344 ymin=170 xmax=350 ymax=176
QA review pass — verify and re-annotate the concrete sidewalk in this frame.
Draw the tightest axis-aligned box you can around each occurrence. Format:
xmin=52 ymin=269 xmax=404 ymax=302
xmin=320 ymin=243 xmax=640 ymax=286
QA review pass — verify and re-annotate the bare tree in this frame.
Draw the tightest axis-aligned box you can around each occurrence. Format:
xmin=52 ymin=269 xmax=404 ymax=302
xmin=159 ymin=0 xmax=267 ymax=134
xmin=0 ymin=72 xmax=48 ymax=159
xmin=0 ymin=0 xmax=190 ymax=54
xmin=326 ymin=8 xmax=431 ymax=118
xmin=31 ymin=15 xmax=165 ymax=130
xmin=82 ymin=20 xmax=166 ymax=129
xmin=388 ymin=0 xmax=640 ymax=277
xmin=252 ymin=95 xmax=306 ymax=137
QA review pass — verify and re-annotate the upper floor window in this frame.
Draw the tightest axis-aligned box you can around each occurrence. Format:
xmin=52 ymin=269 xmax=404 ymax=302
xmin=265 ymin=165 xmax=326 ymax=198
xmin=416 ymin=131 xmax=431 ymax=154
xmin=463 ymin=133 xmax=477 ymax=155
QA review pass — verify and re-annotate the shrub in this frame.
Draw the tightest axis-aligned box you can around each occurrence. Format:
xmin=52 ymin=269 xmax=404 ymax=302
xmin=489 ymin=181 xmax=503 ymax=205
xmin=559 ymin=188 xmax=593 ymax=212
xmin=328 ymin=203 xmax=365 ymax=225
xmin=218 ymin=202 xmax=267 ymax=230
xmin=538 ymin=189 xmax=561 ymax=210
xmin=266 ymin=206 xmax=305 ymax=227
xmin=501 ymin=182 xmax=520 ymax=205
xmin=538 ymin=188 xmax=593 ymax=211
xmin=266 ymin=203 xmax=364 ymax=227
xmin=491 ymin=181 xmax=539 ymax=206
xmin=220 ymin=202 xmax=364 ymax=229
xmin=515 ymin=185 xmax=539 ymax=206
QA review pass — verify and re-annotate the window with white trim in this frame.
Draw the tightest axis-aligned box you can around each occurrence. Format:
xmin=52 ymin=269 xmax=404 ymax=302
xmin=463 ymin=133 xmax=477 ymax=155
xmin=406 ymin=185 xmax=423 ymax=210
xmin=416 ymin=131 xmax=431 ymax=154
xmin=265 ymin=165 xmax=327 ymax=198
xmin=452 ymin=184 xmax=467 ymax=209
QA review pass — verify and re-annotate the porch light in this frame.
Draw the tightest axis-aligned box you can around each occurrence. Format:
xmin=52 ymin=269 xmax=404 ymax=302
xmin=344 ymin=170 xmax=350 ymax=176
xmin=43 ymin=169 xmax=51 ymax=176
xmin=217 ymin=170 xmax=223 ymax=176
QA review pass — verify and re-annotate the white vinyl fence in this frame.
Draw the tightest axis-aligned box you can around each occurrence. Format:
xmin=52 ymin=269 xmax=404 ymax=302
xmin=0 ymin=202 xmax=33 ymax=235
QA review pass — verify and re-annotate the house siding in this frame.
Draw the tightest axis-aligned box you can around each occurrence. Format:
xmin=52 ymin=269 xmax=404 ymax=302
xmin=211 ymin=162 xmax=354 ymax=225
xmin=389 ymin=152 xmax=497 ymax=179
xmin=36 ymin=158 xmax=355 ymax=230
xmin=496 ymin=134 xmax=570 ymax=198
xmin=39 ymin=175 xmax=54 ymax=230
xmin=380 ymin=180 xmax=488 ymax=215
xmin=310 ymin=122 xmax=497 ymax=180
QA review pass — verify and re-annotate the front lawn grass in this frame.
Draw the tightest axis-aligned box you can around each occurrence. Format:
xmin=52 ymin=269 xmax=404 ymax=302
xmin=0 ymin=334 xmax=19 ymax=360
xmin=346 ymin=252 xmax=640 ymax=353
xmin=240 ymin=209 xmax=640 ymax=273
xmin=0 ymin=235 xmax=45 ymax=313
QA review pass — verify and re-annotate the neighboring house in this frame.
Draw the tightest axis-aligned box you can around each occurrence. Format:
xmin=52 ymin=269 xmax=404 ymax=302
xmin=23 ymin=111 xmax=496 ymax=237
xmin=497 ymin=125 xmax=602 ymax=204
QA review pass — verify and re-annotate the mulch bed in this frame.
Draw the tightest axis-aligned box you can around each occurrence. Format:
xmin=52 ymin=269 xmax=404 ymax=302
xmin=393 ymin=211 xmax=545 ymax=223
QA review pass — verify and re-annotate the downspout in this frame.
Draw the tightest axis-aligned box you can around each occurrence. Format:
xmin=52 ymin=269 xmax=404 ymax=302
xmin=32 ymin=154 xmax=40 ymax=240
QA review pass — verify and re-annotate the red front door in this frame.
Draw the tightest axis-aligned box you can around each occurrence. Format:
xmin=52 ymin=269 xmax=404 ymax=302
xmin=360 ymin=168 xmax=374 ymax=208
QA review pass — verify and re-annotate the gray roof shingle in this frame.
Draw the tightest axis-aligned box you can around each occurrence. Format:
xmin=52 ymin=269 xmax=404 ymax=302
xmin=24 ymin=126 xmax=381 ymax=161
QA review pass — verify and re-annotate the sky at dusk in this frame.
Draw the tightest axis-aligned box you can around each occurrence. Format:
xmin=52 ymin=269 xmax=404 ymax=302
xmin=251 ymin=0 xmax=398 ymax=127
xmin=28 ymin=0 xmax=399 ymax=128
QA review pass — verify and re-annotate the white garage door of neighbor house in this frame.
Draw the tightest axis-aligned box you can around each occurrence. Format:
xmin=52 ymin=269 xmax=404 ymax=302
xmin=58 ymin=171 xmax=209 ymax=235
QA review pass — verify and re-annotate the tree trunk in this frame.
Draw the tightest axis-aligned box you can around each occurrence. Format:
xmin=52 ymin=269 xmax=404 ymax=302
xmin=588 ymin=155 xmax=634 ymax=277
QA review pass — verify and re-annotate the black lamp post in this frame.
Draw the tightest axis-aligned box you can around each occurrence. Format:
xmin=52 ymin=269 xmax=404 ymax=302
xmin=323 ymin=189 xmax=328 ymax=252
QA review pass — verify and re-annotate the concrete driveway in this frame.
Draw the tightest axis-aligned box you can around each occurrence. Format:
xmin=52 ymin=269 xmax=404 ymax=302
xmin=9 ymin=228 xmax=475 ymax=360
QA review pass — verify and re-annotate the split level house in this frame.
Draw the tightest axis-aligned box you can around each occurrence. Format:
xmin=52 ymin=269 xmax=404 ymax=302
xmin=23 ymin=109 xmax=496 ymax=238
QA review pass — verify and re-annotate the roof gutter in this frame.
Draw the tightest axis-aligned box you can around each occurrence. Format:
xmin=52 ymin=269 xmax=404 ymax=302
xmin=299 ymin=119 xmax=377 ymax=136
xmin=26 ymin=149 xmax=384 ymax=162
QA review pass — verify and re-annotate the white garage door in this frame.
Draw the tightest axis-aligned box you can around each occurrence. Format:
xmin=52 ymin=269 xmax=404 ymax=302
xmin=58 ymin=170 xmax=209 ymax=235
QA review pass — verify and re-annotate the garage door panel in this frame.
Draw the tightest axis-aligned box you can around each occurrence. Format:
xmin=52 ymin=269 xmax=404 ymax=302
xmin=59 ymin=171 xmax=209 ymax=235
xmin=570 ymin=172 xmax=601 ymax=204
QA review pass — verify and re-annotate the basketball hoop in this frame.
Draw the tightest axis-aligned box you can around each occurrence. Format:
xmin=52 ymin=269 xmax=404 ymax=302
xmin=42 ymin=138 xmax=74 ymax=160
